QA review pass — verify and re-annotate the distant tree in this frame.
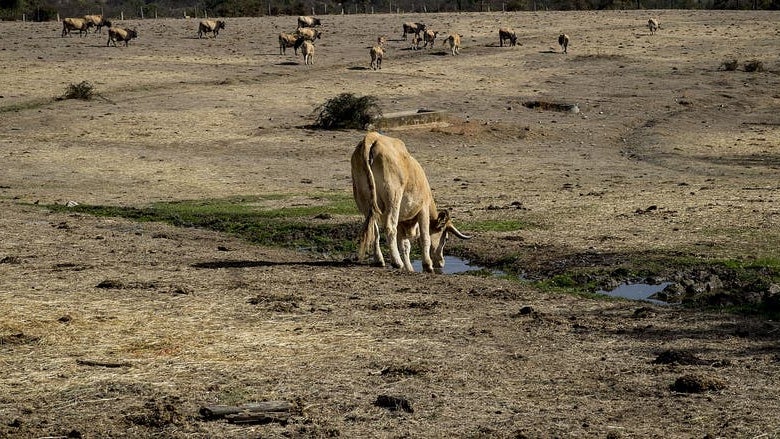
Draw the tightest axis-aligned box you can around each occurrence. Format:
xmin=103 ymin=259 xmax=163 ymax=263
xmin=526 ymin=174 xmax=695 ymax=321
xmin=0 ymin=0 xmax=23 ymax=9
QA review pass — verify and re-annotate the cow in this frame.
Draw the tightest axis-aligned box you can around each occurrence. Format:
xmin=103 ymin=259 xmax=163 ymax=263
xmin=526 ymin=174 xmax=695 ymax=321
xmin=498 ymin=28 xmax=517 ymax=47
xmin=370 ymin=45 xmax=384 ymax=70
xmin=84 ymin=15 xmax=111 ymax=34
xmin=409 ymin=33 xmax=422 ymax=50
xmin=558 ymin=33 xmax=569 ymax=53
xmin=402 ymin=22 xmax=425 ymax=40
xmin=648 ymin=18 xmax=659 ymax=35
xmin=279 ymin=32 xmax=302 ymax=55
xmin=351 ymin=132 xmax=471 ymax=273
xmin=295 ymin=27 xmax=322 ymax=42
xmin=443 ymin=33 xmax=462 ymax=55
xmin=61 ymin=18 xmax=91 ymax=38
xmin=422 ymin=29 xmax=439 ymax=49
xmin=107 ymin=27 xmax=138 ymax=47
xmin=198 ymin=19 xmax=225 ymax=38
xmin=297 ymin=16 xmax=321 ymax=29
xmin=377 ymin=35 xmax=387 ymax=47
xmin=301 ymin=40 xmax=314 ymax=65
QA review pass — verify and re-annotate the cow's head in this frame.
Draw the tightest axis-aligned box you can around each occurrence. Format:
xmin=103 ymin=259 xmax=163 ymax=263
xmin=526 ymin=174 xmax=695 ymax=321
xmin=314 ymin=30 xmax=323 ymax=40
xmin=217 ymin=20 xmax=226 ymax=30
xmin=104 ymin=19 xmax=112 ymax=28
xmin=313 ymin=18 xmax=322 ymax=26
xmin=430 ymin=210 xmax=471 ymax=270
xmin=129 ymin=29 xmax=138 ymax=39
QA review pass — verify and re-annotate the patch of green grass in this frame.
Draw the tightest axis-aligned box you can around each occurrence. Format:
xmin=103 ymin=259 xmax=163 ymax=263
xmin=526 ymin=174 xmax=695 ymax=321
xmin=535 ymin=274 xmax=584 ymax=292
xmin=45 ymin=194 xmax=361 ymax=254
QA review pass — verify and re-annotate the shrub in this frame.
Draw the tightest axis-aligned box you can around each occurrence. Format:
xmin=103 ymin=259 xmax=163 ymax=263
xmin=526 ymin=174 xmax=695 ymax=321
xmin=59 ymin=81 xmax=96 ymax=101
xmin=721 ymin=59 xmax=738 ymax=71
xmin=314 ymin=93 xmax=382 ymax=130
xmin=744 ymin=60 xmax=764 ymax=72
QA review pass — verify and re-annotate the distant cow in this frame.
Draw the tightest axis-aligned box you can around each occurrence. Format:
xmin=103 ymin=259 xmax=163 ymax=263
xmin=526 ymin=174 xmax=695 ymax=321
xmin=443 ymin=33 xmax=462 ymax=55
xmin=370 ymin=45 xmax=384 ymax=70
xmin=279 ymin=32 xmax=302 ymax=55
xmin=409 ymin=33 xmax=422 ymax=50
xmin=351 ymin=132 xmax=471 ymax=273
xmin=648 ymin=18 xmax=659 ymax=35
xmin=301 ymin=40 xmax=314 ymax=65
xmin=295 ymin=27 xmax=322 ymax=42
xmin=297 ymin=16 xmax=321 ymax=28
xmin=422 ymin=29 xmax=439 ymax=49
xmin=107 ymin=26 xmax=138 ymax=46
xmin=402 ymin=22 xmax=425 ymax=40
xmin=84 ymin=15 xmax=111 ymax=34
xmin=198 ymin=19 xmax=225 ymax=38
xmin=558 ymin=33 xmax=569 ymax=53
xmin=498 ymin=28 xmax=517 ymax=47
xmin=62 ymin=17 xmax=91 ymax=38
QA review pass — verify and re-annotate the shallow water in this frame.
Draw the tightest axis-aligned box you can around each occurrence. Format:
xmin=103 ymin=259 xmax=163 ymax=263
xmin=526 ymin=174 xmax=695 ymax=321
xmin=412 ymin=255 xmax=499 ymax=275
xmin=598 ymin=282 xmax=671 ymax=305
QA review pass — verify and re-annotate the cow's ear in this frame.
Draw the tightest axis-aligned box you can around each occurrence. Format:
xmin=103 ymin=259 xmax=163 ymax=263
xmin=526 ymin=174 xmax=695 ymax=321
xmin=436 ymin=210 xmax=450 ymax=230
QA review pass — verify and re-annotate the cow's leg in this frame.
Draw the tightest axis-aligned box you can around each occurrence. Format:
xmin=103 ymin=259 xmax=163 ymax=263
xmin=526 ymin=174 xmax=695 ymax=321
xmin=417 ymin=216 xmax=434 ymax=273
xmin=384 ymin=210 xmax=404 ymax=270
xmin=372 ymin=222 xmax=385 ymax=267
xmin=401 ymin=238 xmax=413 ymax=271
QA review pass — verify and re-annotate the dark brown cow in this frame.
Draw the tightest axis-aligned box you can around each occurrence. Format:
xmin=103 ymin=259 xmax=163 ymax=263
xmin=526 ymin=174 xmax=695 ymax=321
xmin=107 ymin=27 xmax=138 ymax=47
xmin=62 ymin=18 xmax=91 ymax=37
xmin=198 ymin=20 xmax=225 ymax=38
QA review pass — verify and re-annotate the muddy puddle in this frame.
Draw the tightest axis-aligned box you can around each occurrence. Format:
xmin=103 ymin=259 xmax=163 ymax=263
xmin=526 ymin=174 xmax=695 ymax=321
xmin=413 ymin=255 xmax=504 ymax=275
xmin=598 ymin=282 xmax=671 ymax=305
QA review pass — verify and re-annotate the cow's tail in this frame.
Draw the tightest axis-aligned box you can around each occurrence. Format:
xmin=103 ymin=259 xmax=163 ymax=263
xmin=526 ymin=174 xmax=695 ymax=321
xmin=358 ymin=136 xmax=382 ymax=260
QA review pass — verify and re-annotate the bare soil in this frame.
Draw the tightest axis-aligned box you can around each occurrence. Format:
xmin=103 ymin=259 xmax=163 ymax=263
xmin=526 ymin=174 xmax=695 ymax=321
xmin=1 ymin=10 xmax=779 ymax=438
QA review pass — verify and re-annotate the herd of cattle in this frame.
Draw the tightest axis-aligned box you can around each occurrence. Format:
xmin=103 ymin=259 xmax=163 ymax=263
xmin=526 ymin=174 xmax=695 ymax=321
xmin=59 ymin=13 xmax=661 ymax=68
xmin=55 ymin=14 xmax=659 ymax=271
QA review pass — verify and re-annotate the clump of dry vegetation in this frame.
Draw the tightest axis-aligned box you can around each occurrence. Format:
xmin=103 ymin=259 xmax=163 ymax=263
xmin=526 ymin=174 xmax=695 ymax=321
xmin=313 ymin=93 xmax=382 ymax=129
xmin=743 ymin=59 xmax=765 ymax=72
xmin=720 ymin=58 xmax=738 ymax=71
xmin=58 ymin=81 xmax=96 ymax=101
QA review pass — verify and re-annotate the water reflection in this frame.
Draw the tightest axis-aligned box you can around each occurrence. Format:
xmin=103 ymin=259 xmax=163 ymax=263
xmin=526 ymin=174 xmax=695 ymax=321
xmin=598 ymin=282 xmax=671 ymax=305
xmin=412 ymin=255 xmax=500 ymax=275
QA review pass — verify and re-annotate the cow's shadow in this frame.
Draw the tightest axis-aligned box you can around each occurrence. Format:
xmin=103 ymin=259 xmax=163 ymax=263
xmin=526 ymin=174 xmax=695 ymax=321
xmin=276 ymin=61 xmax=300 ymax=66
xmin=347 ymin=66 xmax=370 ymax=71
xmin=192 ymin=259 xmax=354 ymax=269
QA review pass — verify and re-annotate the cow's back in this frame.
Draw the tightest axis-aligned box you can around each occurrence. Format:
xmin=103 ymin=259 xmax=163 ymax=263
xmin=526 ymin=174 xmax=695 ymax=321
xmin=353 ymin=132 xmax=429 ymax=216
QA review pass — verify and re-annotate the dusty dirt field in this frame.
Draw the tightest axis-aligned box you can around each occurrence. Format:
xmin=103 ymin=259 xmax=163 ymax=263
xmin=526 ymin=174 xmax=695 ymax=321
xmin=1 ymin=10 xmax=779 ymax=438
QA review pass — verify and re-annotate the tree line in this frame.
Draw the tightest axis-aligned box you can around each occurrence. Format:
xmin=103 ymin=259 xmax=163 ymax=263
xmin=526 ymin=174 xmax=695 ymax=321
xmin=1 ymin=0 xmax=778 ymax=23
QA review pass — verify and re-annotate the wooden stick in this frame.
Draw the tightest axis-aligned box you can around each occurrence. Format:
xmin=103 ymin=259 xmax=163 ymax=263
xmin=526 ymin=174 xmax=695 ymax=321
xmin=225 ymin=412 xmax=289 ymax=425
xmin=199 ymin=401 xmax=294 ymax=420
xmin=76 ymin=359 xmax=131 ymax=368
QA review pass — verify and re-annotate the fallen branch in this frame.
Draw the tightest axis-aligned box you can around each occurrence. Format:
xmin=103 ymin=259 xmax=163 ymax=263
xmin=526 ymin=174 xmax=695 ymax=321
xmin=76 ymin=359 xmax=131 ymax=368
xmin=199 ymin=401 xmax=295 ymax=420
xmin=225 ymin=411 xmax=290 ymax=425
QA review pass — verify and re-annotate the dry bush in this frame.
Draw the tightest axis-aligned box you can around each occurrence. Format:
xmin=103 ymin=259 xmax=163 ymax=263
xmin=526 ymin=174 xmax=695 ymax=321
xmin=59 ymin=81 xmax=96 ymax=100
xmin=720 ymin=59 xmax=738 ymax=71
xmin=743 ymin=60 xmax=765 ymax=72
xmin=313 ymin=93 xmax=382 ymax=130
